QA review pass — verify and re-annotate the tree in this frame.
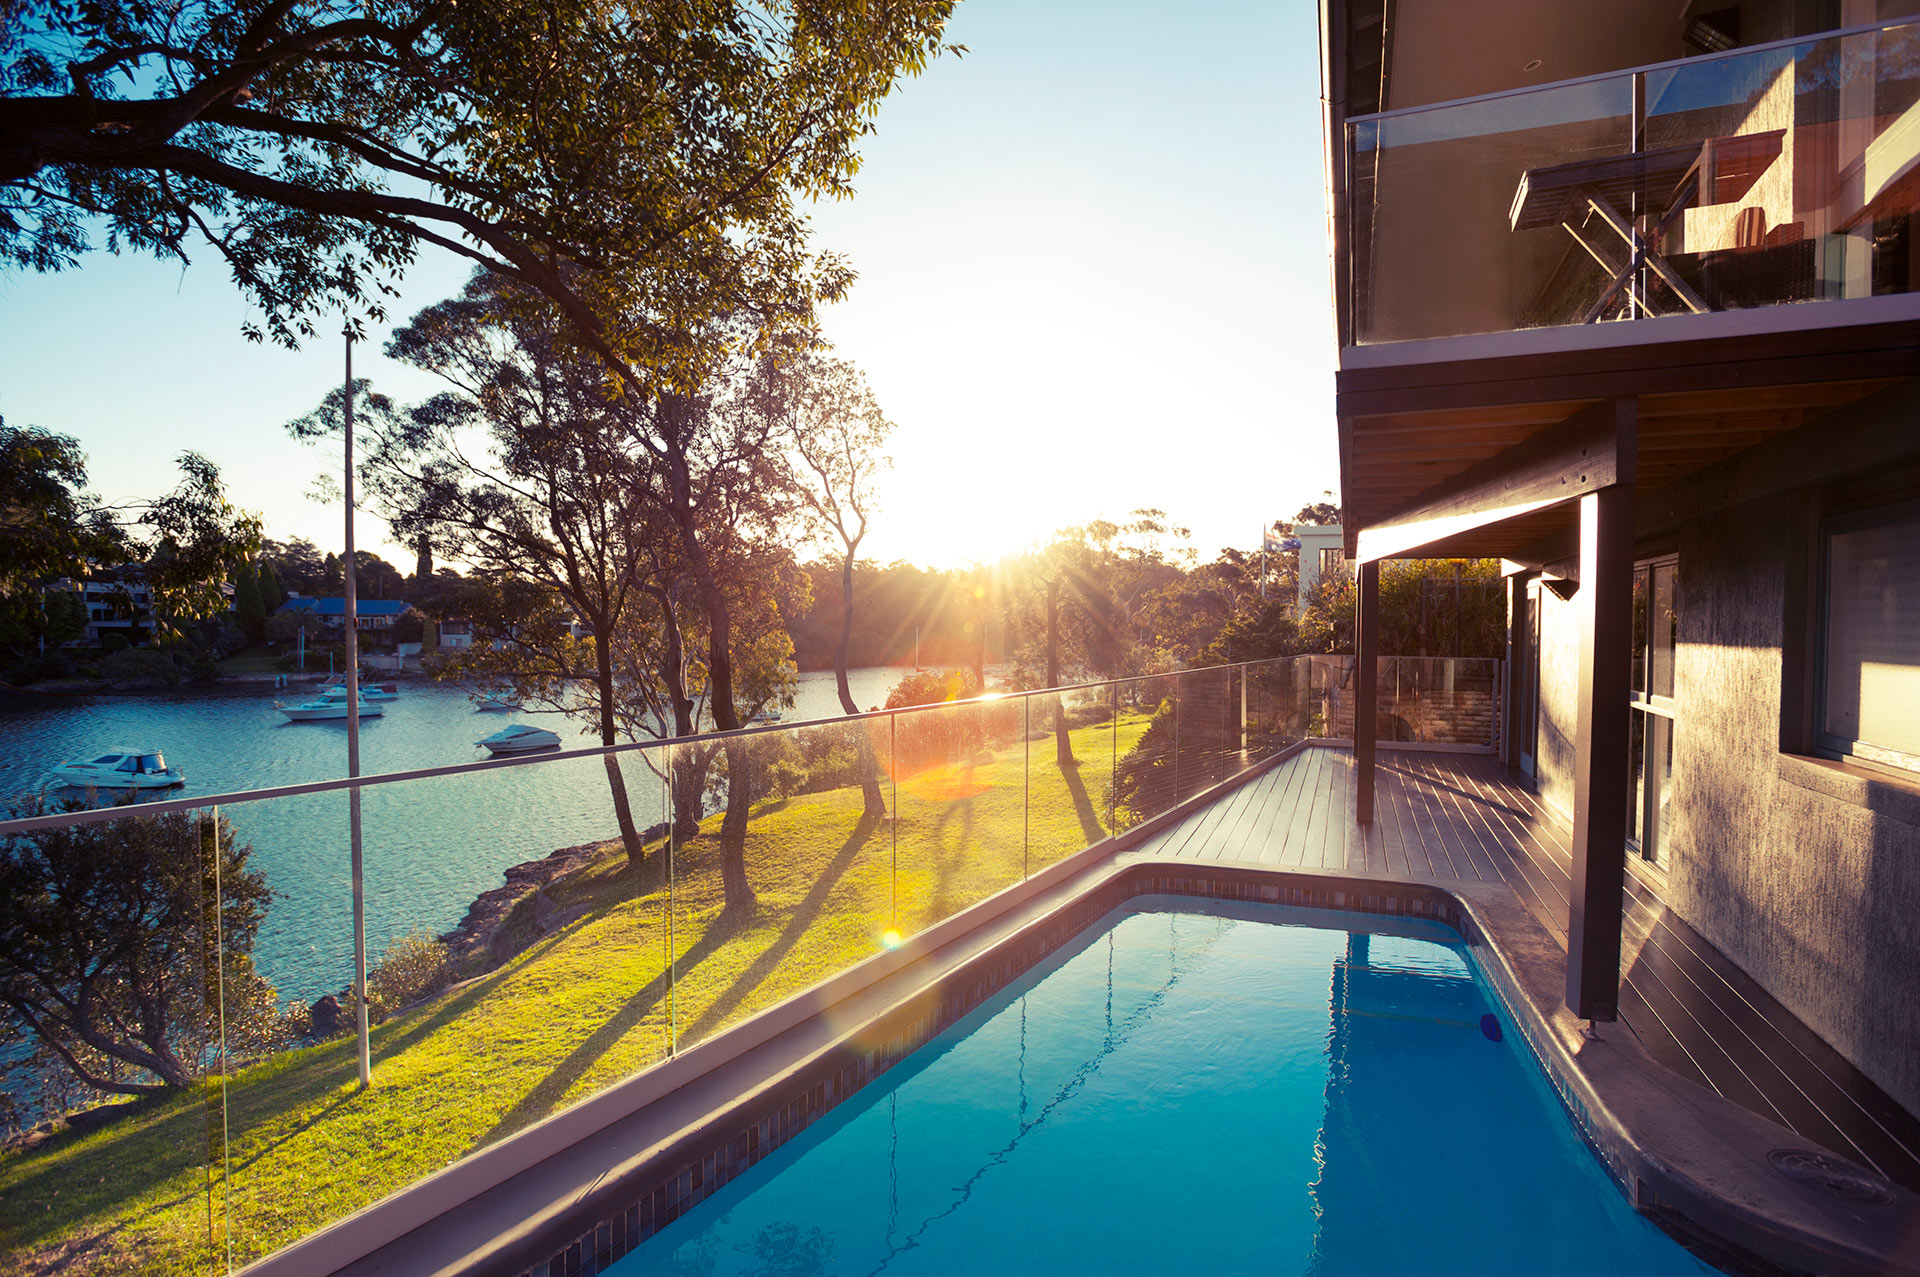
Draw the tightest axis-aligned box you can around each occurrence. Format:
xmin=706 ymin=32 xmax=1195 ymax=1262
xmin=292 ymin=277 xmax=664 ymax=866
xmin=233 ymin=558 xmax=267 ymax=644
xmin=2 ymin=0 xmax=955 ymax=382
xmin=1294 ymin=494 xmax=1342 ymax=526
xmin=0 ymin=420 xmax=121 ymax=594
xmin=319 ymin=553 xmax=344 ymax=593
xmin=0 ymin=805 xmax=276 ymax=1096
xmin=765 ymin=354 xmax=893 ymax=818
xmin=259 ymin=537 xmax=323 ymax=594
xmin=256 ymin=558 xmax=286 ymax=613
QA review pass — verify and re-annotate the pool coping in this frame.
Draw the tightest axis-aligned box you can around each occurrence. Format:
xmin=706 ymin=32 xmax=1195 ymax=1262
xmin=252 ymin=762 xmax=1920 ymax=1277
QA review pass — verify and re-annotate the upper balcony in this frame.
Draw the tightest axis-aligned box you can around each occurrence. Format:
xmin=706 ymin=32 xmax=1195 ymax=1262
xmin=1337 ymin=16 xmax=1920 ymax=372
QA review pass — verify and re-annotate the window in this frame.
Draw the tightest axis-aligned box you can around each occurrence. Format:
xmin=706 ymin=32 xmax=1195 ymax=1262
xmin=1318 ymin=547 xmax=1346 ymax=580
xmin=1821 ymin=502 xmax=1920 ymax=774
xmin=1628 ymin=557 xmax=1679 ymax=866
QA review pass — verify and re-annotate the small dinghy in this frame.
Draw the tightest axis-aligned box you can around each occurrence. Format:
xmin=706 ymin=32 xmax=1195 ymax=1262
xmin=49 ymin=749 xmax=184 ymax=790
xmin=472 ymin=691 xmax=520 ymax=712
xmin=477 ymin=723 xmax=562 ymax=755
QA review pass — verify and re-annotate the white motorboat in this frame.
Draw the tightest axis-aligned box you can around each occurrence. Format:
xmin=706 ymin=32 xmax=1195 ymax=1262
xmin=49 ymin=749 xmax=184 ymax=790
xmin=477 ymin=723 xmax=562 ymax=755
xmin=277 ymin=686 xmax=386 ymax=721
xmin=472 ymin=692 xmax=520 ymax=712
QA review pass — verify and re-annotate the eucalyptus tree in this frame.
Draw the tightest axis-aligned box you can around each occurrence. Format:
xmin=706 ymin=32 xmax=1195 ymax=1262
xmin=758 ymin=354 xmax=893 ymax=818
xmin=2 ymin=0 xmax=957 ymax=377
xmin=289 ymin=276 xmax=662 ymax=864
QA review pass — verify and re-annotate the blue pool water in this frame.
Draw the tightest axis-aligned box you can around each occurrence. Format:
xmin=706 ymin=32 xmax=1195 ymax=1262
xmin=606 ymin=899 xmax=1720 ymax=1276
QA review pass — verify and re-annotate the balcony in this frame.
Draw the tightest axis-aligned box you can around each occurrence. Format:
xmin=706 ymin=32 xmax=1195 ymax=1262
xmin=1343 ymin=19 xmax=1920 ymax=356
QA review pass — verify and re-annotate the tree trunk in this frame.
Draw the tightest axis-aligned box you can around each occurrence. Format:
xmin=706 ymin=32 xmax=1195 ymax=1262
xmin=719 ymin=737 xmax=755 ymax=914
xmin=663 ymin=436 xmax=751 ymax=914
xmin=652 ymin=586 xmax=704 ymax=839
xmin=1047 ymin=577 xmax=1074 ymax=766
xmin=596 ymin=631 xmax=645 ymax=868
xmin=838 ymin=550 xmax=886 ymax=818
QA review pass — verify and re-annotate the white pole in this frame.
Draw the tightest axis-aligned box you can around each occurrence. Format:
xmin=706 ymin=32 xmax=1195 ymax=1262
xmin=344 ymin=328 xmax=371 ymax=1089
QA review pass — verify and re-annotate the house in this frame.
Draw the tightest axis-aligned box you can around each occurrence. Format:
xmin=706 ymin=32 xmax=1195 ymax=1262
xmin=1320 ymin=0 xmax=1920 ymax=1128
xmin=436 ymin=618 xmax=475 ymax=649
xmin=277 ymin=596 xmax=413 ymax=645
xmin=47 ymin=565 xmax=234 ymax=647
xmin=1291 ymin=522 xmax=1345 ymax=612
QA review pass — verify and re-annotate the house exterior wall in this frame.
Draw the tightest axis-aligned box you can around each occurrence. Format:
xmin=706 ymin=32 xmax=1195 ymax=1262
xmin=1530 ymin=488 xmax=1920 ymax=1116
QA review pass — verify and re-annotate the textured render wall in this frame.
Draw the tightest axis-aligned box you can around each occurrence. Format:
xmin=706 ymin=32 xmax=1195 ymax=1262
xmin=1669 ymin=495 xmax=1920 ymax=1117
xmin=1532 ymin=495 xmax=1920 ymax=1115
xmin=1535 ymin=588 xmax=1582 ymax=824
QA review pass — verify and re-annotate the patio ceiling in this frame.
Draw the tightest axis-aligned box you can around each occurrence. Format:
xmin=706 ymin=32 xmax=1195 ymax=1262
xmin=1340 ymin=377 xmax=1906 ymax=561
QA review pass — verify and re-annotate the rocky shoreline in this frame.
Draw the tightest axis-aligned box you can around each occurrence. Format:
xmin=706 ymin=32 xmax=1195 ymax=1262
xmin=437 ymin=821 xmax=670 ymax=969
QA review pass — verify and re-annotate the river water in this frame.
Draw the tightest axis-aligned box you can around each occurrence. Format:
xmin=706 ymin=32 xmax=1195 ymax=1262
xmin=0 ymin=667 xmax=914 ymax=1003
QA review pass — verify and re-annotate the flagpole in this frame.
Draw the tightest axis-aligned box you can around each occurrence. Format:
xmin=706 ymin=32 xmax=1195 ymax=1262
xmin=344 ymin=327 xmax=371 ymax=1090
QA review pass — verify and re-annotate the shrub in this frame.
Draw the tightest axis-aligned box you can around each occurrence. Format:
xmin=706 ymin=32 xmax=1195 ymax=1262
xmin=100 ymin=647 xmax=179 ymax=686
xmin=364 ymin=931 xmax=455 ymax=1019
xmin=98 ymin=632 xmax=130 ymax=654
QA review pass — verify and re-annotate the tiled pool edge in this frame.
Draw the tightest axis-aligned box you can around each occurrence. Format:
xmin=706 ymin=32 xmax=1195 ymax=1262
xmin=501 ymin=862 xmax=1919 ymax=1277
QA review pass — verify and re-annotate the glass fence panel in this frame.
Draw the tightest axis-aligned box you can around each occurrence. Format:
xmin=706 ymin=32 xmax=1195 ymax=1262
xmin=0 ymin=802 xmax=227 ymax=1274
xmin=1109 ymin=675 xmax=1179 ymax=832
xmin=1025 ymin=683 xmax=1127 ymax=872
xmin=1351 ymin=76 xmax=1635 ymax=343
xmin=1179 ymin=665 xmax=1240 ymax=795
xmin=669 ymin=718 xmax=894 ymax=1054
xmin=1245 ymin=657 xmax=1307 ymax=755
xmin=1349 ymin=20 xmax=1920 ymax=344
xmin=891 ymin=698 xmax=1027 ymax=940
xmin=214 ymin=744 xmax=669 ymax=1268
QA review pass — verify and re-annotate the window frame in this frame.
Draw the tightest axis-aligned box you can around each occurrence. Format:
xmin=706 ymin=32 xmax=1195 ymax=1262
xmin=1815 ymin=495 xmax=1920 ymax=777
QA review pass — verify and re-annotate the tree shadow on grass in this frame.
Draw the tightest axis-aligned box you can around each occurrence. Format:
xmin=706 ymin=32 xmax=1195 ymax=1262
xmin=677 ymin=811 xmax=883 ymax=1044
xmin=1058 ymin=759 xmax=1106 ymax=846
xmin=467 ymin=918 xmax=734 ymax=1152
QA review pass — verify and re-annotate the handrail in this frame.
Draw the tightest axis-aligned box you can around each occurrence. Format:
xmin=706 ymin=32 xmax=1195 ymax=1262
xmin=0 ymin=656 xmax=1346 ymax=834
xmin=1344 ymin=15 xmax=1911 ymax=127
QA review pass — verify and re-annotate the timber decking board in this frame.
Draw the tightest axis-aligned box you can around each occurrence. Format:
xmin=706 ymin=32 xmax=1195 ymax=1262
xmin=1151 ymin=745 xmax=1920 ymax=1192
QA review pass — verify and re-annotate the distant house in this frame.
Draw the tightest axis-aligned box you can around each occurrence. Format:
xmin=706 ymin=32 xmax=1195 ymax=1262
xmin=1291 ymin=523 xmax=1346 ymax=612
xmin=437 ymin=618 xmax=475 ymax=650
xmin=277 ymin=596 xmax=412 ymax=645
xmin=47 ymin=564 xmax=237 ymax=647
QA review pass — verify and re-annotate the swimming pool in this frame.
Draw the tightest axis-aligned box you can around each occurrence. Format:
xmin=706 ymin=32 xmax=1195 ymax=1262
xmin=603 ymin=898 xmax=1720 ymax=1276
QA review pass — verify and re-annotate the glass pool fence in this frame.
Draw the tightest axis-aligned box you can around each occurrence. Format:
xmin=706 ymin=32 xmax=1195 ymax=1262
xmin=0 ymin=654 xmax=1499 ymax=1274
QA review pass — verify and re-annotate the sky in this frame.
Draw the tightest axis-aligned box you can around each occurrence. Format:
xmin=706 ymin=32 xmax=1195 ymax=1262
xmin=0 ymin=0 xmax=1340 ymax=572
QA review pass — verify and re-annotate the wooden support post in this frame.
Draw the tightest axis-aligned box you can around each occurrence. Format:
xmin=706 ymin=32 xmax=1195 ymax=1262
xmin=1355 ymin=560 xmax=1380 ymax=824
xmin=1567 ymin=481 xmax=1635 ymax=1022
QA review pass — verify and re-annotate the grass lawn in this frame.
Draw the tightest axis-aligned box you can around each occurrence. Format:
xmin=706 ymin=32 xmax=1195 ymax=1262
xmin=0 ymin=711 xmax=1152 ymax=1275
xmin=215 ymin=648 xmax=286 ymax=677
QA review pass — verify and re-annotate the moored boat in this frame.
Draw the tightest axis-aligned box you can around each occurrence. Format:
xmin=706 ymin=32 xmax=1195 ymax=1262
xmin=477 ymin=723 xmax=562 ymax=755
xmin=277 ymin=686 xmax=385 ymax=721
xmin=49 ymin=749 xmax=184 ymax=790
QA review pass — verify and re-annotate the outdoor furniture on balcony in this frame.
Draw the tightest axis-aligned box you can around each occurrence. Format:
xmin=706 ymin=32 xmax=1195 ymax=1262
xmin=1509 ymin=130 xmax=1786 ymax=324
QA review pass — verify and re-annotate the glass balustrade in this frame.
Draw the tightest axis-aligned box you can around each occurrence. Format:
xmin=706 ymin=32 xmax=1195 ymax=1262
xmin=1349 ymin=19 xmax=1920 ymax=344
xmin=0 ymin=655 xmax=1503 ymax=1273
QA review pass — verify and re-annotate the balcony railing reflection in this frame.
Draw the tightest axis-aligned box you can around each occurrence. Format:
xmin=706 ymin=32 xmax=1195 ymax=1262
xmin=1348 ymin=19 xmax=1920 ymax=345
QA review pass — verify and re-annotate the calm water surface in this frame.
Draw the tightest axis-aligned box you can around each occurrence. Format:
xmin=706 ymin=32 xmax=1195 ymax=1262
xmin=611 ymin=901 xmax=1721 ymax=1277
xmin=0 ymin=667 xmax=911 ymax=1002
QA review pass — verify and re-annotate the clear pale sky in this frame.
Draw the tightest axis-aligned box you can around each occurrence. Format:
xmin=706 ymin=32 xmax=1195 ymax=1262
xmin=0 ymin=0 xmax=1339 ymax=571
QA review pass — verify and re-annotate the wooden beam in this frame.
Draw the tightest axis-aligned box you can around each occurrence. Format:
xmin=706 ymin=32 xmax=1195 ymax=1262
xmin=1567 ymin=483 xmax=1635 ymax=1023
xmin=1514 ymin=376 xmax=1920 ymax=568
xmin=1355 ymin=399 xmax=1634 ymax=563
xmin=1354 ymin=561 xmax=1379 ymax=825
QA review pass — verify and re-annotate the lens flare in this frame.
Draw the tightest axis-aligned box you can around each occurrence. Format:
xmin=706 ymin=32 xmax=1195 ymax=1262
xmin=881 ymin=928 xmax=904 ymax=950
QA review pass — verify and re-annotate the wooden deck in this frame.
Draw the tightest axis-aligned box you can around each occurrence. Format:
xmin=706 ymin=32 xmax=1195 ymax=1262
xmin=1131 ymin=744 xmax=1920 ymax=1193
